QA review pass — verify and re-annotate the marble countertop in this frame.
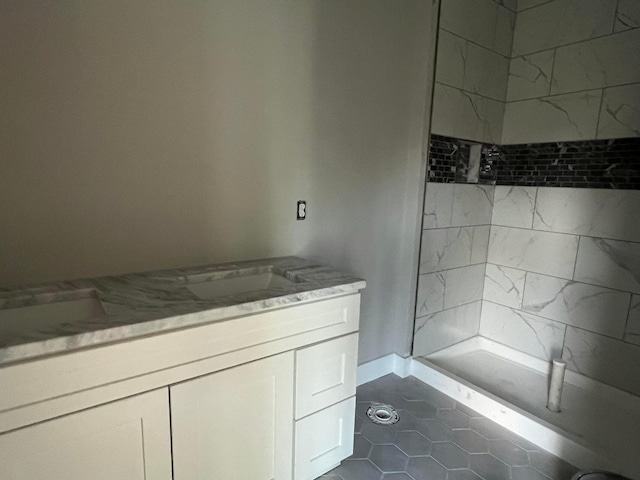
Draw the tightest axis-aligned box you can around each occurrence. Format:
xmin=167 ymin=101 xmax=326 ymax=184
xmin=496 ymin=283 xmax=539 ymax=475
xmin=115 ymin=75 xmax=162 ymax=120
xmin=0 ymin=257 xmax=366 ymax=366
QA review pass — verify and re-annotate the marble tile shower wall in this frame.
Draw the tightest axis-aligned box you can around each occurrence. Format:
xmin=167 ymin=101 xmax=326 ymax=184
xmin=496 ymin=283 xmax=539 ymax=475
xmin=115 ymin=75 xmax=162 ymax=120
xmin=486 ymin=185 xmax=640 ymax=396
xmin=432 ymin=0 xmax=640 ymax=145
xmin=413 ymin=184 xmax=493 ymax=356
xmin=503 ymin=0 xmax=640 ymax=143
xmin=431 ymin=0 xmax=514 ymax=143
xmin=415 ymin=183 xmax=640 ymax=397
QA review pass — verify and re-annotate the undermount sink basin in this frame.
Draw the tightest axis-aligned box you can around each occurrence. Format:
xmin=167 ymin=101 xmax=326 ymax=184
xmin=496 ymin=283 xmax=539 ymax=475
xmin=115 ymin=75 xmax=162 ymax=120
xmin=186 ymin=271 xmax=297 ymax=300
xmin=0 ymin=297 xmax=106 ymax=337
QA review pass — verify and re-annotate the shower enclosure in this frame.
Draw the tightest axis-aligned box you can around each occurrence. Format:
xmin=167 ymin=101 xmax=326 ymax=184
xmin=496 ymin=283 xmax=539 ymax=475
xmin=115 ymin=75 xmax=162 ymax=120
xmin=412 ymin=0 xmax=640 ymax=477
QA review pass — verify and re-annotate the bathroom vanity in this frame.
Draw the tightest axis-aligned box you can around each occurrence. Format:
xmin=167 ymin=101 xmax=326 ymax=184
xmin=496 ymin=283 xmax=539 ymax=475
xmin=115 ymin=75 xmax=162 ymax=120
xmin=0 ymin=257 xmax=365 ymax=480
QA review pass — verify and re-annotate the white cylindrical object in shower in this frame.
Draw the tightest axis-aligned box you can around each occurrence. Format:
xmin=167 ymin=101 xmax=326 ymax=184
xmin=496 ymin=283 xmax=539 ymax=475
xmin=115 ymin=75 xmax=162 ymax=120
xmin=547 ymin=359 xmax=566 ymax=412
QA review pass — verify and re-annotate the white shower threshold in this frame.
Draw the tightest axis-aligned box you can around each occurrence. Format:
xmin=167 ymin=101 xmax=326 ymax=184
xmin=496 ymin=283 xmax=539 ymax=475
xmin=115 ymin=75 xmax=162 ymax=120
xmin=411 ymin=337 xmax=640 ymax=480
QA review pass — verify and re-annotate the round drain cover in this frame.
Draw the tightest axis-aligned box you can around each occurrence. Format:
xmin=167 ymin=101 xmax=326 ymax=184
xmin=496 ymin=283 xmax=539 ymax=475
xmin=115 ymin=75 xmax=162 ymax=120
xmin=366 ymin=403 xmax=399 ymax=425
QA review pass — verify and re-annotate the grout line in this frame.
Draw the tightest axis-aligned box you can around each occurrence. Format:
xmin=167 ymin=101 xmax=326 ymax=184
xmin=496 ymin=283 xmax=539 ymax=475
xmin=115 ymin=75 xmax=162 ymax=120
xmin=622 ymin=294 xmax=634 ymax=338
xmin=435 ymin=81 xmax=506 ymax=104
xmin=521 ymin=270 xmax=529 ymax=309
xmin=571 ymin=236 xmax=581 ymax=281
xmin=531 ymin=187 xmax=538 ymax=230
xmin=564 ymin=321 xmax=640 ymax=345
xmin=423 ymin=222 xmax=493 ymax=232
xmin=486 ymin=260 xmax=635 ymax=298
xmin=560 ymin=319 xmax=568 ymax=359
xmin=594 ymin=88 xmax=605 ymax=139
xmin=510 ymin=22 xmax=638 ymax=58
xmin=516 ymin=0 xmax=553 ymax=14
xmin=419 ymin=262 xmax=488 ymax=278
xmin=482 ymin=299 xmax=630 ymax=343
xmin=491 ymin=0 xmax=518 ymax=14
xmin=489 ymin=222 xmax=640 ymax=246
xmin=438 ymin=78 xmax=640 ymax=107
xmin=414 ymin=298 xmax=483 ymax=321
xmin=439 ymin=27 xmax=511 ymax=60
xmin=504 ymin=82 xmax=640 ymax=104
xmin=613 ymin=0 xmax=620 ymax=35
xmin=547 ymin=48 xmax=557 ymax=96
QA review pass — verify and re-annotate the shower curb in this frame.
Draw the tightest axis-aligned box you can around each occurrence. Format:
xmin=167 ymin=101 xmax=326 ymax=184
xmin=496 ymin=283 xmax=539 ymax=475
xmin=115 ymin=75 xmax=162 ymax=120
xmin=409 ymin=356 xmax=617 ymax=475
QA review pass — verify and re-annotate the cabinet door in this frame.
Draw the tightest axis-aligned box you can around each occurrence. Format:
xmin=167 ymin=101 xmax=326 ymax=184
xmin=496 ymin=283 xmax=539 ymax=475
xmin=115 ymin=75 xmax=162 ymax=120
xmin=171 ymin=351 xmax=294 ymax=480
xmin=0 ymin=389 xmax=172 ymax=480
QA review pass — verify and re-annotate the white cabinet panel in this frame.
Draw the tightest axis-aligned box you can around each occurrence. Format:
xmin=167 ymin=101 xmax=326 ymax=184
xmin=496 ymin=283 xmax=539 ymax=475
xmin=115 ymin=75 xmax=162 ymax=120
xmin=171 ymin=352 xmax=294 ymax=480
xmin=0 ymin=389 xmax=171 ymax=480
xmin=295 ymin=334 xmax=358 ymax=419
xmin=294 ymin=397 xmax=356 ymax=480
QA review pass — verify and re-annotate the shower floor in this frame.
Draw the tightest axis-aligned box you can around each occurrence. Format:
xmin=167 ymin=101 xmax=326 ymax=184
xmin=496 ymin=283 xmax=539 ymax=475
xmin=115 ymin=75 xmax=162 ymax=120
xmin=421 ymin=337 xmax=640 ymax=479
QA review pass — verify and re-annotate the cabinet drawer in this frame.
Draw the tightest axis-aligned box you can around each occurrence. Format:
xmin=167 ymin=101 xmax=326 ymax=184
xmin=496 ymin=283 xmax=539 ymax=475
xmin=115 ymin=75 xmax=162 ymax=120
xmin=294 ymin=396 xmax=355 ymax=480
xmin=295 ymin=333 xmax=358 ymax=419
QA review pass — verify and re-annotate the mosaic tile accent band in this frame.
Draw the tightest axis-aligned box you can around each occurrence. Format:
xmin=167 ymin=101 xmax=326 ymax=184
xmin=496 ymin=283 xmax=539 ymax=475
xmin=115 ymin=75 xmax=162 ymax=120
xmin=428 ymin=134 xmax=640 ymax=189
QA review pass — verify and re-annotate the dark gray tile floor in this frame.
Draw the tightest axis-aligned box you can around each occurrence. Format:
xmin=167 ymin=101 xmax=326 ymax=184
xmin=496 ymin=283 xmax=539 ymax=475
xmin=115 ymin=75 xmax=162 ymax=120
xmin=322 ymin=374 xmax=579 ymax=480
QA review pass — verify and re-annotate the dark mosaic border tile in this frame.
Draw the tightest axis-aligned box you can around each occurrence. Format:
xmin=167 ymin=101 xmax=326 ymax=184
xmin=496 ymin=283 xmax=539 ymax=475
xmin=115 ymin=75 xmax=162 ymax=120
xmin=427 ymin=134 xmax=640 ymax=190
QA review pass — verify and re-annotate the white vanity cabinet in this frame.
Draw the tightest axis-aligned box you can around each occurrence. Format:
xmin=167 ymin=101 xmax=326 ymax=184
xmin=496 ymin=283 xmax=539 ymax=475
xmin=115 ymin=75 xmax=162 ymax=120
xmin=0 ymin=294 xmax=361 ymax=480
xmin=0 ymin=389 xmax=172 ymax=480
xmin=171 ymin=352 xmax=295 ymax=480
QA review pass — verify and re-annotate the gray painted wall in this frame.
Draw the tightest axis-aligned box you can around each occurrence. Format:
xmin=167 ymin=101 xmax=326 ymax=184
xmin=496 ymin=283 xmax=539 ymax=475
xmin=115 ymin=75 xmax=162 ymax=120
xmin=0 ymin=0 xmax=438 ymax=363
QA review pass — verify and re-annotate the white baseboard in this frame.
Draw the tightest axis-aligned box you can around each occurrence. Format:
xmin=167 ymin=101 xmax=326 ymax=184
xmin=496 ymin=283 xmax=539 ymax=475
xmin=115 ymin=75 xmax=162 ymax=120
xmin=356 ymin=353 xmax=411 ymax=386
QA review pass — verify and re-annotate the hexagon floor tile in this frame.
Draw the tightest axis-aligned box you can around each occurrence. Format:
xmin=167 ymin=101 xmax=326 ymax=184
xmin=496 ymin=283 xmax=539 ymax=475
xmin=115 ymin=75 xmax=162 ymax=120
xmin=321 ymin=374 xmax=580 ymax=480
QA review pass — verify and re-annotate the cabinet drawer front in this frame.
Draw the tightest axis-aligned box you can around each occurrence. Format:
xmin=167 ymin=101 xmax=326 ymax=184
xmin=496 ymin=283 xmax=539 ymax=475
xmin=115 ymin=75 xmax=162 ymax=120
xmin=294 ymin=396 xmax=355 ymax=480
xmin=295 ymin=333 xmax=358 ymax=419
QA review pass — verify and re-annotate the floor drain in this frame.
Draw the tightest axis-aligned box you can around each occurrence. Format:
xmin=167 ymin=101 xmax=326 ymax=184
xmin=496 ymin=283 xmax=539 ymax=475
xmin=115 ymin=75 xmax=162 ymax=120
xmin=366 ymin=403 xmax=399 ymax=425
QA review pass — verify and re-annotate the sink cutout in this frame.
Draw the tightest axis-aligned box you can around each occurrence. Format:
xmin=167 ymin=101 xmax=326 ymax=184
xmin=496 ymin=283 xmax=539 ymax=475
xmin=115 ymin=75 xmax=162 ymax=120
xmin=0 ymin=297 xmax=106 ymax=337
xmin=186 ymin=272 xmax=296 ymax=299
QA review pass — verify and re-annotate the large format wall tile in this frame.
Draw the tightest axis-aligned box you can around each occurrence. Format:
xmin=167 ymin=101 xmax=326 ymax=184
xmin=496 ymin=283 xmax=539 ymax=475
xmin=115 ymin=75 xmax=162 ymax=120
xmin=506 ymin=50 xmax=554 ymax=102
xmin=480 ymin=301 xmax=566 ymax=360
xmin=551 ymin=29 xmax=640 ymax=95
xmin=533 ymin=187 xmax=640 ymax=242
xmin=464 ymin=43 xmax=509 ymax=101
xmin=440 ymin=0 xmax=500 ymax=51
xmin=416 ymin=264 xmax=485 ymax=316
xmin=597 ymin=83 xmax=640 ymax=139
xmin=414 ymin=301 xmax=482 ymax=356
xmin=435 ymin=30 xmax=467 ymax=90
xmin=487 ymin=226 xmax=579 ymax=279
xmin=494 ymin=5 xmax=516 ymax=57
xmin=444 ymin=264 xmax=486 ymax=309
xmin=483 ymin=263 xmax=526 ymax=309
xmin=432 ymin=83 xmax=504 ymax=144
xmin=502 ymin=91 xmax=602 ymax=144
xmin=615 ymin=0 xmax=640 ymax=32
xmin=563 ymin=326 xmax=640 ymax=396
xmin=420 ymin=226 xmax=490 ymax=273
xmin=423 ymin=182 xmax=454 ymax=229
xmin=574 ymin=237 xmax=640 ymax=294
xmin=626 ymin=296 xmax=640 ymax=346
xmin=482 ymin=97 xmax=506 ymax=144
xmin=512 ymin=0 xmax=617 ymax=56
xmin=416 ymin=271 xmax=446 ymax=317
xmin=522 ymin=272 xmax=630 ymax=338
xmin=424 ymin=184 xmax=494 ymax=229
xmin=492 ymin=186 xmax=536 ymax=228
xmin=450 ymin=185 xmax=494 ymax=227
